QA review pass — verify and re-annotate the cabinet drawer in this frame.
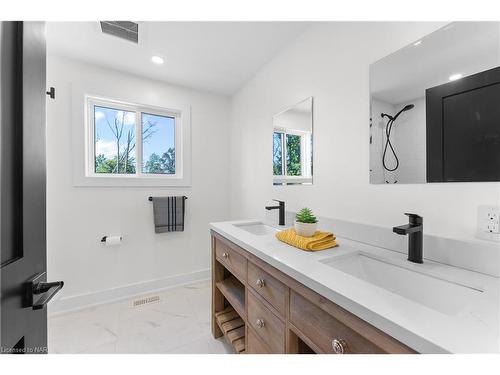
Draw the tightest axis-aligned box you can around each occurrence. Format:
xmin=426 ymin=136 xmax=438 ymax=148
xmin=247 ymin=290 xmax=285 ymax=353
xmin=215 ymin=239 xmax=247 ymax=282
xmin=248 ymin=262 xmax=286 ymax=316
xmin=247 ymin=327 xmax=271 ymax=354
xmin=290 ymin=291 xmax=386 ymax=354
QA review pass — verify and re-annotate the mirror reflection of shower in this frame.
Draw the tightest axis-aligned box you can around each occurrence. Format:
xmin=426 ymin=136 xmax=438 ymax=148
xmin=381 ymin=104 xmax=415 ymax=180
xmin=369 ymin=22 xmax=500 ymax=185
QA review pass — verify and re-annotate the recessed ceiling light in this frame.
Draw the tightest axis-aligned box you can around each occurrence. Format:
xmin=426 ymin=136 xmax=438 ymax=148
xmin=449 ymin=73 xmax=463 ymax=81
xmin=151 ymin=56 xmax=164 ymax=65
xmin=413 ymin=40 xmax=422 ymax=46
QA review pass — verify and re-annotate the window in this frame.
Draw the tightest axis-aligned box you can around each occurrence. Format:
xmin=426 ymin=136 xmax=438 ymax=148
xmin=141 ymin=113 xmax=176 ymax=175
xmin=273 ymin=129 xmax=310 ymax=178
xmin=94 ymin=106 xmax=137 ymax=174
xmin=87 ymin=97 xmax=184 ymax=180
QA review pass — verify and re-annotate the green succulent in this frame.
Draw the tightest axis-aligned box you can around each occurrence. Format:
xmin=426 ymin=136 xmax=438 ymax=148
xmin=295 ymin=208 xmax=318 ymax=224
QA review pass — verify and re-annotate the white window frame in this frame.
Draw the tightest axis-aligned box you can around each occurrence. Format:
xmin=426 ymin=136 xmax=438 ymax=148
xmin=71 ymin=87 xmax=191 ymax=187
xmin=86 ymin=96 xmax=183 ymax=179
xmin=273 ymin=127 xmax=312 ymax=182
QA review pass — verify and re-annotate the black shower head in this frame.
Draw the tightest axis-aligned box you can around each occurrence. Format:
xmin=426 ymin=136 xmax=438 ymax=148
xmin=381 ymin=104 xmax=414 ymax=122
xmin=393 ymin=103 xmax=415 ymax=121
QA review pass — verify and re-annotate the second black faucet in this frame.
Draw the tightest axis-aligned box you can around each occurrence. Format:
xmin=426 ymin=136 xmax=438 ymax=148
xmin=265 ymin=199 xmax=285 ymax=226
xmin=393 ymin=213 xmax=423 ymax=264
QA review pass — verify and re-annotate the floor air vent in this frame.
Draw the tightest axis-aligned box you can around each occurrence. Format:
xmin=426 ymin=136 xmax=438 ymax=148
xmin=132 ymin=295 xmax=160 ymax=307
xmin=100 ymin=21 xmax=139 ymax=43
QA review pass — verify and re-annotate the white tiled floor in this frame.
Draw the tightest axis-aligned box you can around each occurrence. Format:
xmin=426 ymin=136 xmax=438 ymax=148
xmin=48 ymin=280 xmax=232 ymax=354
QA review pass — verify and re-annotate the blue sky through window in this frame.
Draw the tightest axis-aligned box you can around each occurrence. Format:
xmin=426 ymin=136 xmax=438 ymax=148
xmin=94 ymin=105 xmax=136 ymax=173
xmin=142 ymin=113 xmax=175 ymax=174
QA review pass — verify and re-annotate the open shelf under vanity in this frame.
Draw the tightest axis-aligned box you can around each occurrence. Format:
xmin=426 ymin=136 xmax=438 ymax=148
xmin=211 ymin=238 xmax=248 ymax=353
xmin=215 ymin=275 xmax=246 ymax=320
xmin=214 ymin=306 xmax=245 ymax=353
xmin=214 ymin=273 xmax=247 ymax=353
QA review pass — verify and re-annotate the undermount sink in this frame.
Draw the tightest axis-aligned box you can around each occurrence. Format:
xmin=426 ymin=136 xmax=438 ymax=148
xmin=320 ymin=252 xmax=483 ymax=315
xmin=233 ymin=222 xmax=279 ymax=236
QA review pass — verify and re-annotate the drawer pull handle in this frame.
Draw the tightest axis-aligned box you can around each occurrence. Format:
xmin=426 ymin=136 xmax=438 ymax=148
xmin=256 ymin=318 xmax=265 ymax=328
xmin=222 ymin=252 xmax=229 ymax=259
xmin=256 ymin=278 xmax=265 ymax=288
xmin=332 ymin=339 xmax=347 ymax=354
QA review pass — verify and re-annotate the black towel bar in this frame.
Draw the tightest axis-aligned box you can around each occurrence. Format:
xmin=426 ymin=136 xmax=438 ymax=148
xmin=148 ymin=196 xmax=188 ymax=201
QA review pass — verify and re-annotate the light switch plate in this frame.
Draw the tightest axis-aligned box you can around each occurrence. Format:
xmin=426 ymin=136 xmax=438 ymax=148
xmin=476 ymin=205 xmax=500 ymax=242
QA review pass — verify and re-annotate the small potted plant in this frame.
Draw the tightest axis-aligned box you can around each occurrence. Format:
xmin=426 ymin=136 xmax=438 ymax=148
xmin=294 ymin=208 xmax=318 ymax=237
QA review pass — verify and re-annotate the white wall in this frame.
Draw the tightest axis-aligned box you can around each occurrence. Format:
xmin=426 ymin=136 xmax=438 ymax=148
xmin=230 ymin=22 xmax=500 ymax=242
xmin=47 ymin=56 xmax=231 ymax=312
xmin=394 ymin=96 xmax=426 ymax=183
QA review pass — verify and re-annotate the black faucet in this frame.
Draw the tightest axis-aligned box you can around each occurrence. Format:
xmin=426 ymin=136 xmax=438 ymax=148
xmin=265 ymin=199 xmax=285 ymax=226
xmin=393 ymin=213 xmax=423 ymax=264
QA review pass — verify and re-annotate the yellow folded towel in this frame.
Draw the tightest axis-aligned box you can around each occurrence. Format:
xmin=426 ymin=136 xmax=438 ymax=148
xmin=276 ymin=228 xmax=338 ymax=251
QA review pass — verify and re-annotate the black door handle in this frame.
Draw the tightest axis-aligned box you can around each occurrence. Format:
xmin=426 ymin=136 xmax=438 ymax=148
xmin=32 ymin=282 xmax=64 ymax=310
xmin=26 ymin=273 xmax=64 ymax=310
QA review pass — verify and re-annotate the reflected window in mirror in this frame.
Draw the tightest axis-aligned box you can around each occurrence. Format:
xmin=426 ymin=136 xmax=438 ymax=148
xmin=272 ymin=97 xmax=313 ymax=185
xmin=286 ymin=133 xmax=302 ymax=176
xmin=273 ymin=131 xmax=305 ymax=177
xmin=273 ymin=131 xmax=284 ymax=175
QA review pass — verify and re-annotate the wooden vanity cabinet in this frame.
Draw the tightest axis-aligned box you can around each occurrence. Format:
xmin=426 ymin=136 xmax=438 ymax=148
xmin=211 ymin=231 xmax=416 ymax=354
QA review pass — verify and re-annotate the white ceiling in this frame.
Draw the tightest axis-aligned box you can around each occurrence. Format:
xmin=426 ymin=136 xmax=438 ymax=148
xmin=46 ymin=22 xmax=310 ymax=96
xmin=370 ymin=22 xmax=500 ymax=104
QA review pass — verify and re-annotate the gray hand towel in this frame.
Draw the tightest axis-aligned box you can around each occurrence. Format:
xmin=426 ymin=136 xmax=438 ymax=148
xmin=152 ymin=196 xmax=186 ymax=233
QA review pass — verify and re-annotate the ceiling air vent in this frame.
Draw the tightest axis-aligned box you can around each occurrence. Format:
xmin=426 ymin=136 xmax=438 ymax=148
xmin=100 ymin=21 xmax=139 ymax=43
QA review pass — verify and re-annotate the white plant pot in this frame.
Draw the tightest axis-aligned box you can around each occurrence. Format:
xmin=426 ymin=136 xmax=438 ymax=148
xmin=294 ymin=221 xmax=317 ymax=237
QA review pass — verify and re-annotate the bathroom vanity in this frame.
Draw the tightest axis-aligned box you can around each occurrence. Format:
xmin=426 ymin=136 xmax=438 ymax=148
xmin=211 ymin=230 xmax=414 ymax=354
xmin=210 ymin=219 xmax=500 ymax=354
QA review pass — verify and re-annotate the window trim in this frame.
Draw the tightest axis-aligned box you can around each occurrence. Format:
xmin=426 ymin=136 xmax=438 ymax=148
xmin=86 ymin=96 xmax=182 ymax=179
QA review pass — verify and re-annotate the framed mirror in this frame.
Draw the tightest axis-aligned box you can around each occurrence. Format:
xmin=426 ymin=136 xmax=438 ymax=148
xmin=273 ymin=97 xmax=313 ymax=185
xmin=370 ymin=22 xmax=500 ymax=184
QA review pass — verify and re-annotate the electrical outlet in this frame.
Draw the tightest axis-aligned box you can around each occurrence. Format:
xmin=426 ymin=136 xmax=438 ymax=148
xmin=476 ymin=205 xmax=500 ymax=242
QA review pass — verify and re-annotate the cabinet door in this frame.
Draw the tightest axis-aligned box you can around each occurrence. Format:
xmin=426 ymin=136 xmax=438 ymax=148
xmin=247 ymin=290 xmax=285 ymax=353
xmin=247 ymin=327 xmax=271 ymax=354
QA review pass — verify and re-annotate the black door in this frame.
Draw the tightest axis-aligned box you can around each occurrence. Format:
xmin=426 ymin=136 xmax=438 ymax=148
xmin=1 ymin=21 xmax=62 ymax=354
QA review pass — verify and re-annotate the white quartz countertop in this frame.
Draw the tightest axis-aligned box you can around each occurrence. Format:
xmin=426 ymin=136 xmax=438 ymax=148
xmin=210 ymin=220 xmax=500 ymax=353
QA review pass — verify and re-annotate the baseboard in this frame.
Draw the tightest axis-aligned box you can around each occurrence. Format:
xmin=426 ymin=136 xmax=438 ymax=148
xmin=48 ymin=268 xmax=210 ymax=317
